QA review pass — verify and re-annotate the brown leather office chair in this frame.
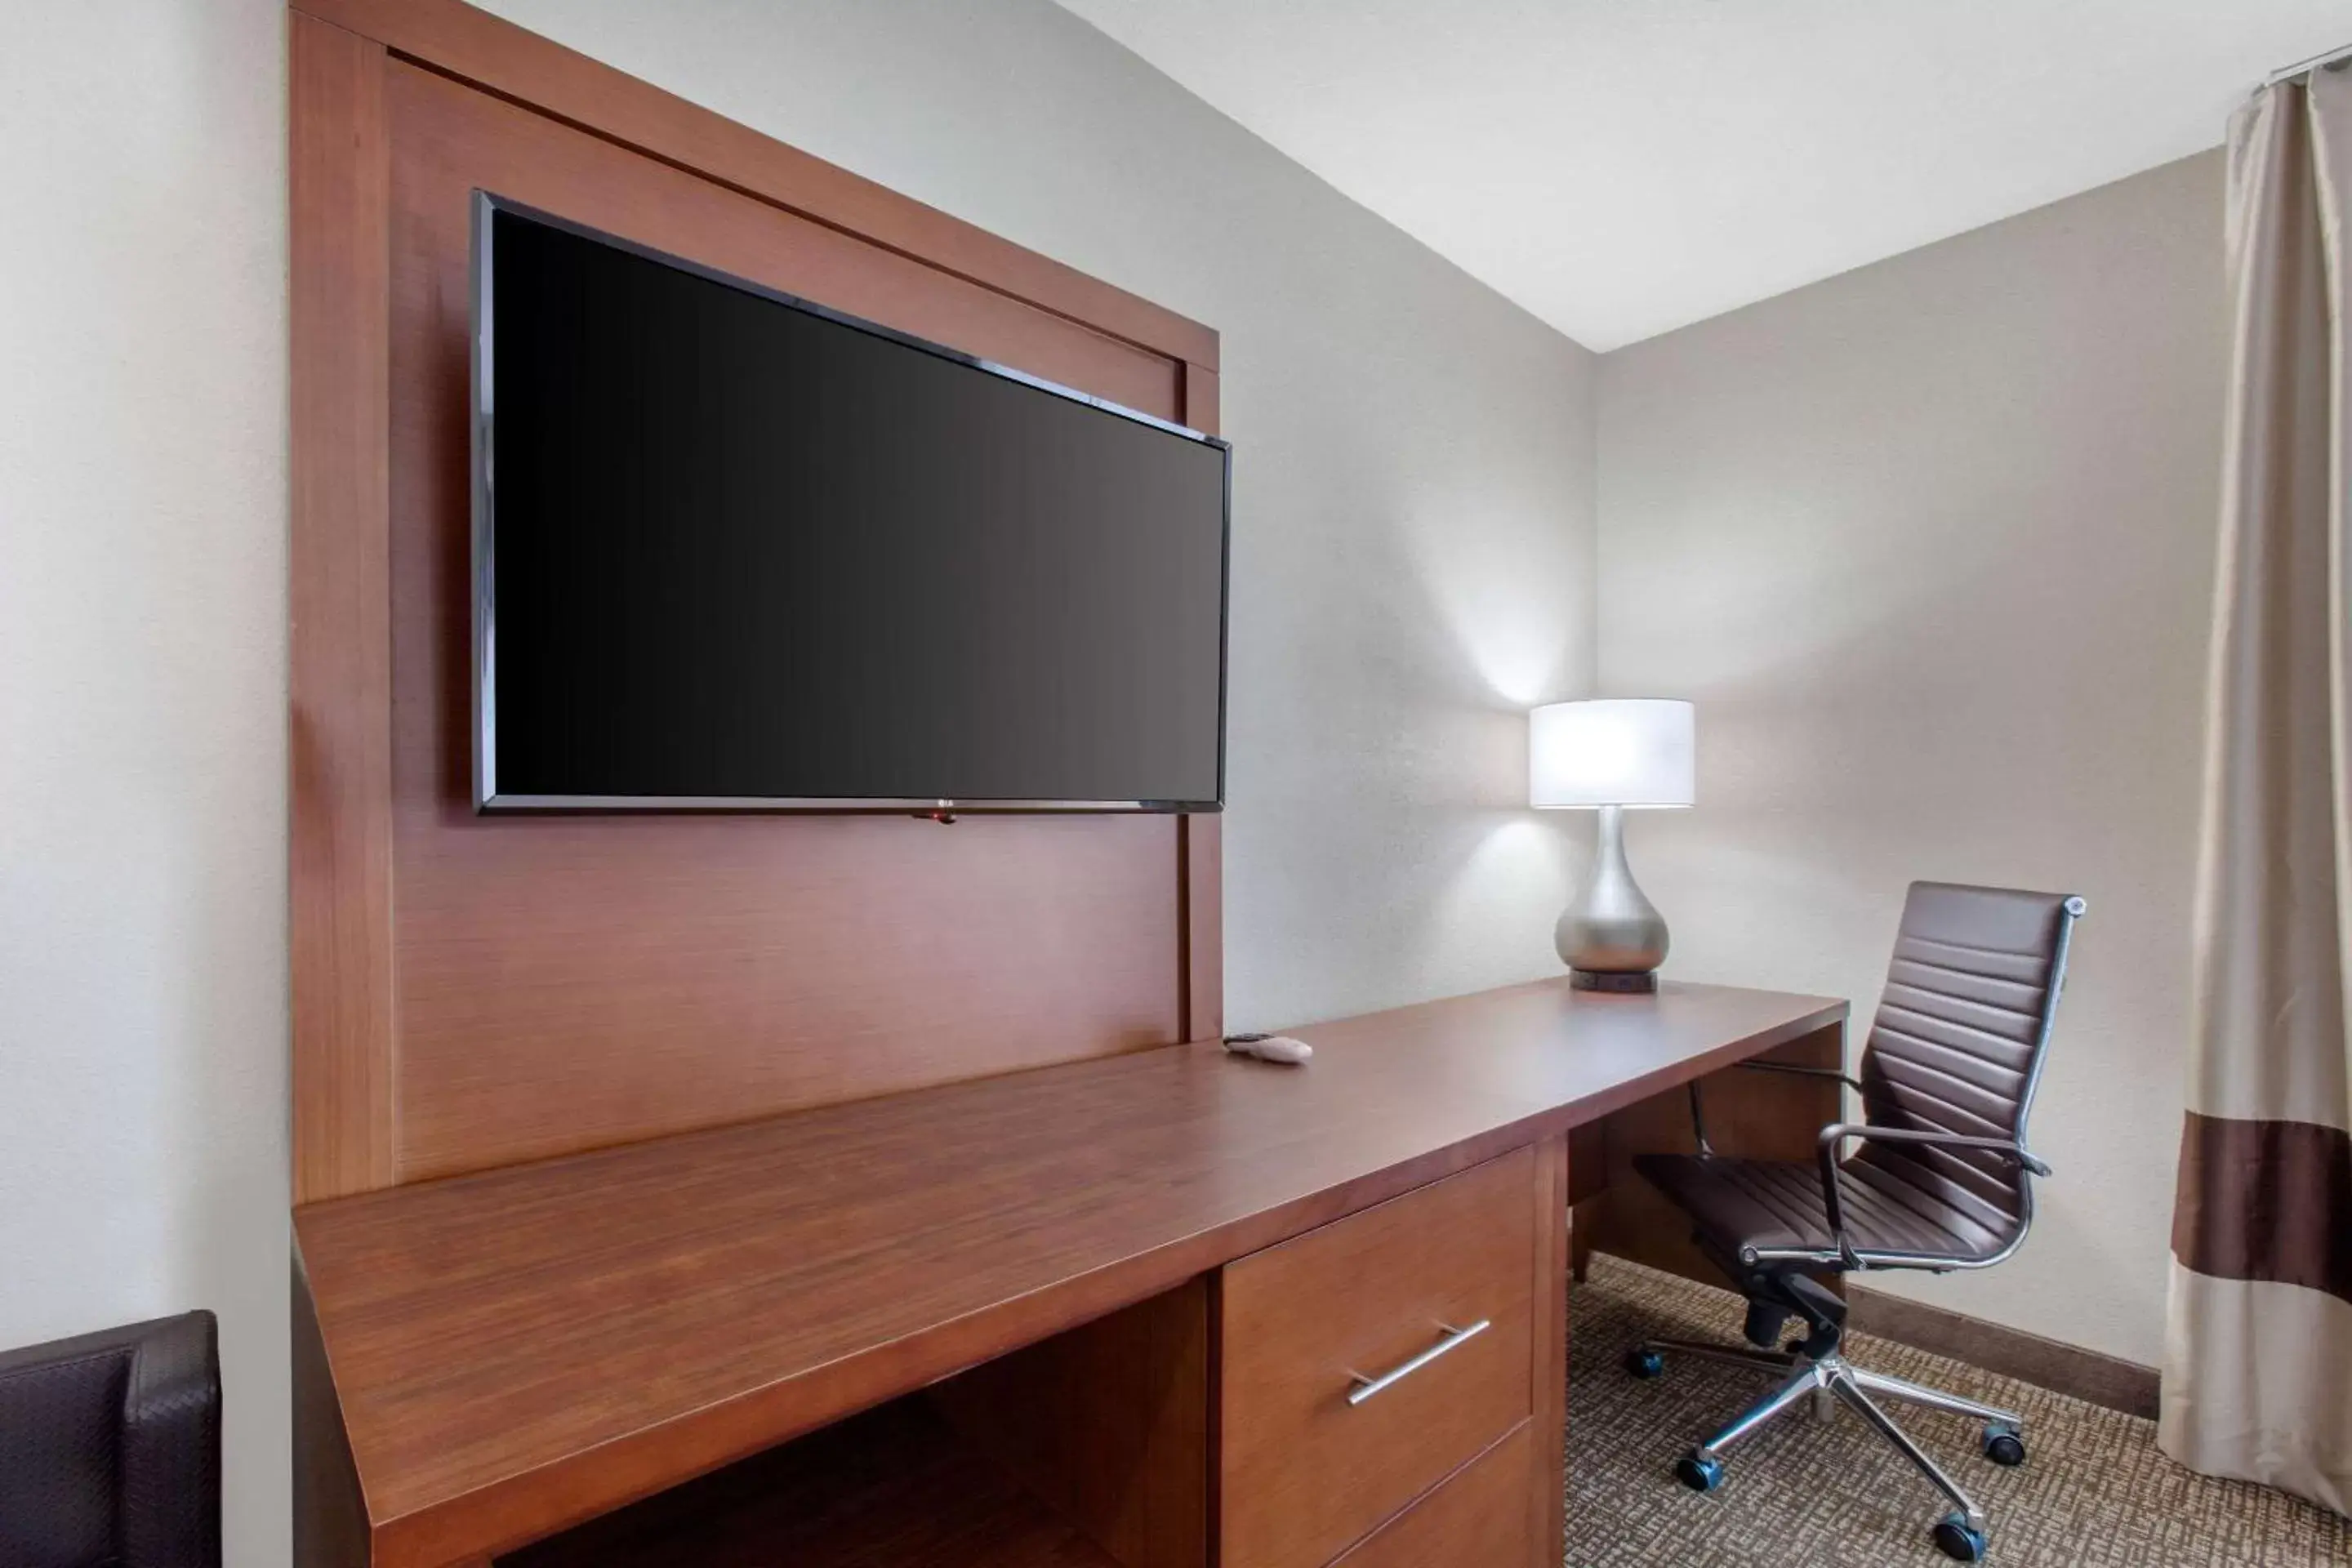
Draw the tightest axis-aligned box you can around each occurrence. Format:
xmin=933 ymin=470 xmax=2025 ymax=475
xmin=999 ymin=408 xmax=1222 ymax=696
xmin=0 ymin=1311 xmax=221 ymax=1568
xmin=1624 ymin=882 xmax=2084 ymax=1564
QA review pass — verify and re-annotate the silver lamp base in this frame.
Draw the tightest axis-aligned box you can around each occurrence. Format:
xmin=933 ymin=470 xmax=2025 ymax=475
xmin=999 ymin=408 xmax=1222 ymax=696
xmin=1557 ymin=804 xmax=1668 ymax=991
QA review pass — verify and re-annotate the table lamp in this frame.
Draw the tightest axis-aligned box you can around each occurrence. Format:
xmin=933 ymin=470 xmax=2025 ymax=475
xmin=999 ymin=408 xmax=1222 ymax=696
xmin=1529 ymin=698 xmax=1695 ymax=991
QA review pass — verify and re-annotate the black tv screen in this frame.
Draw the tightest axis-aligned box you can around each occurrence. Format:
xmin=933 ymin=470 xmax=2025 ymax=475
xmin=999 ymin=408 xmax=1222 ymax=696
xmin=471 ymin=194 xmax=1228 ymax=812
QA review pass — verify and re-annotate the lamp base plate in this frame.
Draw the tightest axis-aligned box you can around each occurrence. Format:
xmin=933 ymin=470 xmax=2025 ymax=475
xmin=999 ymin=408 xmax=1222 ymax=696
xmin=1570 ymin=969 xmax=1659 ymax=994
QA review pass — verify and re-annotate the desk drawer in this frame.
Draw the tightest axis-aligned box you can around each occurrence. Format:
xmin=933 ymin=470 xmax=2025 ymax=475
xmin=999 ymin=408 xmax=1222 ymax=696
xmin=1219 ymin=1147 xmax=1537 ymax=1568
xmin=1330 ymin=1421 xmax=1535 ymax=1568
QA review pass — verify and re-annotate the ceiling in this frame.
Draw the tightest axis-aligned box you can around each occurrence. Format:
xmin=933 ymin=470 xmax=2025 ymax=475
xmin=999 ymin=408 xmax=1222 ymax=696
xmin=1051 ymin=0 xmax=2352 ymax=350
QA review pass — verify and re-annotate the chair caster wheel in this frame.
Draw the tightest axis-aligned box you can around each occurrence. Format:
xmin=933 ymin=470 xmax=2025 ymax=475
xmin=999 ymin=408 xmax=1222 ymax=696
xmin=1625 ymin=1348 xmax=1665 ymax=1379
xmin=1931 ymin=1513 xmax=1989 ymax=1561
xmin=1983 ymin=1421 xmax=2026 ymax=1467
xmin=1673 ymin=1452 xmax=1724 ymax=1493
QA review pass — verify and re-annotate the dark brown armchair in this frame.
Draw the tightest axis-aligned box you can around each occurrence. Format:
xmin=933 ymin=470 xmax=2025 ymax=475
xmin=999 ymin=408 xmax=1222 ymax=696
xmin=0 ymin=1311 xmax=221 ymax=1568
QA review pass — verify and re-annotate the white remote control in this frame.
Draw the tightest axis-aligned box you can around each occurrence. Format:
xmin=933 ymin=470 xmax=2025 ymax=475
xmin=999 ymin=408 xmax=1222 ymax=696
xmin=1222 ymin=1031 xmax=1312 ymax=1065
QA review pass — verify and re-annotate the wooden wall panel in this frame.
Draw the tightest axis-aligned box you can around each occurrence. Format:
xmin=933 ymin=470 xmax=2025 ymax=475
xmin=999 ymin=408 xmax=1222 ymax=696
xmin=290 ymin=11 xmax=398 ymax=1203
xmin=1179 ymin=815 xmax=1223 ymax=1044
xmin=376 ymin=60 xmax=1194 ymax=1180
xmin=1178 ymin=363 xmax=1223 ymax=1044
xmin=292 ymin=0 xmax=1217 ymax=372
xmin=1181 ymin=363 xmax=1218 ymax=432
xmin=386 ymin=65 xmax=1183 ymax=421
xmin=291 ymin=0 xmax=1221 ymax=1195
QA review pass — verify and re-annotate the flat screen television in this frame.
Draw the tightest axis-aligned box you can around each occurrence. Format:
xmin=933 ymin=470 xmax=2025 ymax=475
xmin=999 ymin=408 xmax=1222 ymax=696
xmin=470 ymin=193 xmax=1230 ymax=813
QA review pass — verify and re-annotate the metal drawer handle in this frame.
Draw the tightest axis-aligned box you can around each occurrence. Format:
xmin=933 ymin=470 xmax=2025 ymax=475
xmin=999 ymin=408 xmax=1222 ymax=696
xmin=1345 ymin=1320 xmax=1490 ymax=1406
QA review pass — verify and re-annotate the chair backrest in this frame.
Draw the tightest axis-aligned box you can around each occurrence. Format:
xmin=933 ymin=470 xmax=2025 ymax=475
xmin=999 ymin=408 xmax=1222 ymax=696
xmin=1854 ymin=881 xmax=2085 ymax=1259
xmin=0 ymin=1312 xmax=220 ymax=1568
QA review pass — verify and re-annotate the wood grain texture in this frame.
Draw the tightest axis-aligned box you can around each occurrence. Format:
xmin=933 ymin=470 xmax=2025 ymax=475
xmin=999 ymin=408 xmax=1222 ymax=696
xmin=1330 ymin=1423 xmax=1536 ymax=1568
xmin=1179 ymin=814 xmax=1223 ymax=1044
xmin=931 ymin=1281 xmax=1210 ymax=1568
xmin=1180 ymin=363 xmax=1218 ymax=434
xmin=292 ymin=0 xmax=1221 ymax=1193
xmin=1218 ymin=1149 xmax=1535 ymax=1568
xmin=372 ymin=56 xmax=1192 ymax=1180
xmin=499 ymin=1399 xmax=1119 ymax=1568
xmin=1529 ymin=1136 xmax=1569 ymax=1566
xmin=290 ymin=9 xmax=398 ymax=1205
xmin=295 ymin=979 xmax=1841 ymax=1567
xmin=288 ymin=0 xmax=1216 ymax=372
xmin=1590 ymin=1021 xmax=1846 ymax=1288
xmin=1567 ymin=1124 xmax=1606 ymax=1285
xmin=294 ymin=1255 xmax=372 ymax=1568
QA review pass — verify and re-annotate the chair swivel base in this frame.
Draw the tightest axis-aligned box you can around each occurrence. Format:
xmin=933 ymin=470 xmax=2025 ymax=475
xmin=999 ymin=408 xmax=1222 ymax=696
xmin=1628 ymin=1333 xmax=2024 ymax=1562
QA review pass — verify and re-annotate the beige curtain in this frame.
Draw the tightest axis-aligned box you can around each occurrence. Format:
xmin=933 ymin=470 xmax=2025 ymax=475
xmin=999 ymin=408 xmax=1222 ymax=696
xmin=2160 ymin=66 xmax=2352 ymax=1516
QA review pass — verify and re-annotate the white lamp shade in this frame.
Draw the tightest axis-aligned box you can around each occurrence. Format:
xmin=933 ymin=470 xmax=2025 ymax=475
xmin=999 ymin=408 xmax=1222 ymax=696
xmin=1529 ymin=699 xmax=1695 ymax=808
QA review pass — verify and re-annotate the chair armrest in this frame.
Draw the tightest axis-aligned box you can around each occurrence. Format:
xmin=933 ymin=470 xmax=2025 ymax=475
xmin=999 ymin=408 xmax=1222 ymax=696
xmin=122 ymin=1311 xmax=220 ymax=1568
xmin=1820 ymin=1124 xmax=2052 ymax=1177
xmin=1813 ymin=1125 xmax=2052 ymax=1268
xmin=1685 ymin=1080 xmax=1714 ymax=1156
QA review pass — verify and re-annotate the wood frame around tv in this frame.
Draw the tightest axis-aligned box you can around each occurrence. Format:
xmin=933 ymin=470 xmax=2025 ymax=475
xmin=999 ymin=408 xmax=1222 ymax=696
xmin=289 ymin=0 xmax=1224 ymax=1203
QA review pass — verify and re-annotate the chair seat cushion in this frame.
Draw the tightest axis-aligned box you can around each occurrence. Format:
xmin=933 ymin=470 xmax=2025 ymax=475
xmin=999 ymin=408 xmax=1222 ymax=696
xmin=1632 ymin=1151 xmax=2011 ymax=1264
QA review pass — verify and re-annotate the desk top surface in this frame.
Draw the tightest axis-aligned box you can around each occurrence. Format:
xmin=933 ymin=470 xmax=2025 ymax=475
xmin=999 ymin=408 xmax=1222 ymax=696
xmin=295 ymin=978 xmax=1843 ymax=1566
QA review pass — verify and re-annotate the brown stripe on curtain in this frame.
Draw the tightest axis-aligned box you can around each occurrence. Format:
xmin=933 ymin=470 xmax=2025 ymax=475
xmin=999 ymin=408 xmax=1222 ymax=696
xmin=2172 ymin=1111 xmax=2352 ymax=1306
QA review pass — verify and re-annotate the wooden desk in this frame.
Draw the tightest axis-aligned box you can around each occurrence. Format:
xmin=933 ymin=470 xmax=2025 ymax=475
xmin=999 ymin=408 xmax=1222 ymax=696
xmin=294 ymin=978 xmax=1844 ymax=1568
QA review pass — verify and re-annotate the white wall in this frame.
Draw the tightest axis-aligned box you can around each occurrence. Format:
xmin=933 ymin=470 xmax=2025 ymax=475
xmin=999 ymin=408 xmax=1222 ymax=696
xmin=0 ymin=0 xmax=291 ymax=1562
xmin=469 ymin=0 xmax=1602 ymax=1029
xmin=1597 ymin=152 xmax=2225 ymax=1365
xmin=1 ymin=4 xmax=1592 ymax=1563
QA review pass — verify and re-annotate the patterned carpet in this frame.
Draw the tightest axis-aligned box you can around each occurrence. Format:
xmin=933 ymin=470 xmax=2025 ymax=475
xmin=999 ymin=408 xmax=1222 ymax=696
xmin=1565 ymin=1255 xmax=2352 ymax=1567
